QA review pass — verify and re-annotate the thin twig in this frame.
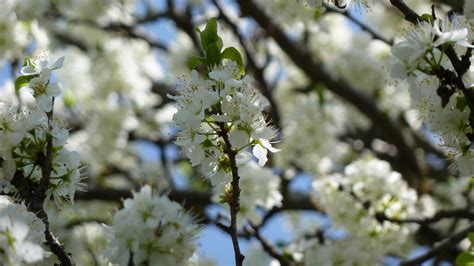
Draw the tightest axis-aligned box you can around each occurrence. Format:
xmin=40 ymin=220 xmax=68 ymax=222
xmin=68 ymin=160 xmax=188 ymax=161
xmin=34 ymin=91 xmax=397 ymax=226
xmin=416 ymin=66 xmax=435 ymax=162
xmin=326 ymin=5 xmax=393 ymax=45
xmin=400 ymin=223 xmax=474 ymax=266
xmin=376 ymin=208 xmax=474 ymax=225
xmin=245 ymin=224 xmax=292 ymax=266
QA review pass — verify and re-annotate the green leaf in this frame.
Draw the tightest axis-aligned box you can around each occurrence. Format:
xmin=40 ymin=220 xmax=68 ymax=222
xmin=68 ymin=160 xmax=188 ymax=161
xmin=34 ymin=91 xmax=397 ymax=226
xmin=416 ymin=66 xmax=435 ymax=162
xmin=63 ymin=90 xmax=76 ymax=108
xmin=188 ymin=56 xmax=206 ymax=70
xmin=314 ymin=83 xmax=325 ymax=107
xmin=22 ymin=56 xmax=33 ymax=67
xmin=221 ymin=47 xmax=244 ymax=75
xmin=420 ymin=14 xmax=433 ymax=23
xmin=216 ymin=36 xmax=223 ymax=51
xmin=197 ymin=18 xmax=219 ymax=51
xmin=176 ymin=161 xmax=193 ymax=178
xmin=14 ymin=75 xmax=34 ymax=91
xmin=456 ymin=252 xmax=474 ymax=266
xmin=456 ymin=96 xmax=468 ymax=112
xmin=281 ymin=249 xmax=293 ymax=262
xmin=205 ymin=42 xmax=221 ymax=67
xmin=469 ymin=233 xmax=474 ymax=246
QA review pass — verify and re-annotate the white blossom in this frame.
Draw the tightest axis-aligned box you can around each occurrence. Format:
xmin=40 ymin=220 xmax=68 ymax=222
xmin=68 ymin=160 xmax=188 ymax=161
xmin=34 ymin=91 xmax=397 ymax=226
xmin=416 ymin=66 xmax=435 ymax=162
xmin=311 ymin=157 xmax=419 ymax=263
xmin=21 ymin=53 xmax=65 ymax=76
xmin=171 ymin=61 xmax=278 ymax=187
xmin=0 ymin=196 xmax=46 ymax=265
xmin=433 ymin=17 xmax=474 ymax=48
xmin=105 ymin=185 xmax=200 ymax=265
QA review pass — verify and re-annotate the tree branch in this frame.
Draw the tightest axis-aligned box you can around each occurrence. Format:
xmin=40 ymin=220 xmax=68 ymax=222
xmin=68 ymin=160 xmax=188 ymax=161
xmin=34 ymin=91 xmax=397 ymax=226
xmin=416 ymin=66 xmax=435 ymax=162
xmin=326 ymin=5 xmax=393 ymax=45
xmin=217 ymin=122 xmax=245 ymax=266
xmin=245 ymin=224 xmax=292 ymax=266
xmin=401 ymin=223 xmax=474 ymax=266
xmin=11 ymin=171 xmax=73 ymax=265
xmin=376 ymin=208 xmax=474 ymax=225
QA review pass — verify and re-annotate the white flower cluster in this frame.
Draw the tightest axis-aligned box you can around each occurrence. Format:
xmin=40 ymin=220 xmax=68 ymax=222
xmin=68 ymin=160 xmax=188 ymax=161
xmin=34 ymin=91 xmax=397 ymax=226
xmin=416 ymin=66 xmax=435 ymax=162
xmin=311 ymin=157 xmax=418 ymax=264
xmin=105 ymin=185 xmax=200 ymax=265
xmin=0 ymin=196 xmax=46 ymax=265
xmin=216 ymin=160 xmax=282 ymax=226
xmin=391 ymin=16 xmax=473 ymax=80
xmin=67 ymin=223 xmax=108 ymax=265
xmin=21 ymin=53 xmax=65 ymax=111
xmin=391 ymin=10 xmax=474 ymax=177
xmin=57 ymin=40 xmax=165 ymax=176
xmin=275 ymin=91 xmax=350 ymax=175
xmin=171 ymin=60 xmax=279 ymax=187
xmin=56 ymin=0 xmax=137 ymax=25
xmin=0 ymin=53 xmax=85 ymax=206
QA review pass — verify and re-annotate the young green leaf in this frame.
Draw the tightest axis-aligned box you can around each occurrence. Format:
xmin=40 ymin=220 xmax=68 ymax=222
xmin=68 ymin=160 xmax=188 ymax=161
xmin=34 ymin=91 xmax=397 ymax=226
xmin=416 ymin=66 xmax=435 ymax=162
xmin=455 ymin=252 xmax=474 ymax=266
xmin=469 ymin=233 xmax=474 ymax=246
xmin=188 ymin=56 xmax=206 ymax=70
xmin=197 ymin=18 xmax=219 ymax=50
xmin=314 ymin=83 xmax=326 ymax=107
xmin=22 ymin=56 xmax=33 ymax=67
xmin=221 ymin=47 xmax=244 ymax=75
xmin=420 ymin=13 xmax=433 ymax=23
xmin=14 ymin=75 xmax=35 ymax=91
xmin=205 ymin=42 xmax=221 ymax=67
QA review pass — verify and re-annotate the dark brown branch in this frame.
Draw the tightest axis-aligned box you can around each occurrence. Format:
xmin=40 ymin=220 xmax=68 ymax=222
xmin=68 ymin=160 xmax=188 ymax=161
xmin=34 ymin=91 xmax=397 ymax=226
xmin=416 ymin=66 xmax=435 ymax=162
xmin=64 ymin=217 xmax=108 ymax=229
xmin=245 ymin=224 xmax=292 ymax=266
xmin=217 ymin=122 xmax=245 ymax=266
xmin=135 ymin=11 xmax=168 ymax=24
xmin=432 ymin=0 xmax=463 ymax=11
xmin=75 ymin=187 xmax=212 ymax=205
xmin=150 ymin=82 xmax=174 ymax=105
xmin=10 ymin=97 xmax=73 ymax=265
xmin=260 ymin=193 xmax=322 ymax=228
xmin=376 ymin=208 xmax=474 ymax=225
xmin=167 ymin=2 xmax=203 ymax=57
xmin=51 ymin=29 xmax=89 ymax=52
xmin=11 ymin=171 xmax=73 ymax=265
xmin=400 ymin=223 xmax=474 ymax=266
xmin=389 ymin=0 xmax=422 ymax=24
xmin=326 ymin=5 xmax=393 ymax=45
xmin=102 ymin=23 xmax=168 ymax=50
xmin=61 ymin=17 xmax=168 ymax=51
